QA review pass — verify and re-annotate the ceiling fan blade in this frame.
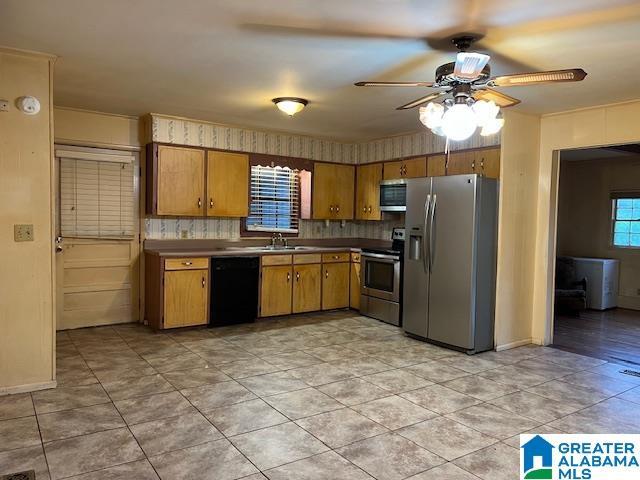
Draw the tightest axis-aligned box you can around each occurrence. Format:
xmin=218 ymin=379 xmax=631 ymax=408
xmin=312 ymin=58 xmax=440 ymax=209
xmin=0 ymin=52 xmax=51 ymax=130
xmin=491 ymin=69 xmax=587 ymax=87
xmin=397 ymin=92 xmax=446 ymax=110
xmin=474 ymin=88 xmax=521 ymax=108
xmin=355 ymin=81 xmax=434 ymax=87
xmin=454 ymin=52 xmax=490 ymax=80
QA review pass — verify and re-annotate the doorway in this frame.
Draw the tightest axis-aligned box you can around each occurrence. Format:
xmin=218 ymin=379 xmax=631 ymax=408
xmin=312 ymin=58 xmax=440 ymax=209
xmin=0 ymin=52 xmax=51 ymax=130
xmin=551 ymin=144 xmax=640 ymax=365
xmin=54 ymin=144 xmax=141 ymax=330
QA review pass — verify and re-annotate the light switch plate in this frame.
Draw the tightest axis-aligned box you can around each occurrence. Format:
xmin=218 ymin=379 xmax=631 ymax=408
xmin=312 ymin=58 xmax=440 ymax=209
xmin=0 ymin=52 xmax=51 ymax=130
xmin=180 ymin=229 xmax=189 ymax=239
xmin=14 ymin=224 xmax=34 ymax=242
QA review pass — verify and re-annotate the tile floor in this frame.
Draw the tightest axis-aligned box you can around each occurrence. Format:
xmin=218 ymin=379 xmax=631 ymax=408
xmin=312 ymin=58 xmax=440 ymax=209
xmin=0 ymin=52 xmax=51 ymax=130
xmin=1 ymin=310 xmax=640 ymax=480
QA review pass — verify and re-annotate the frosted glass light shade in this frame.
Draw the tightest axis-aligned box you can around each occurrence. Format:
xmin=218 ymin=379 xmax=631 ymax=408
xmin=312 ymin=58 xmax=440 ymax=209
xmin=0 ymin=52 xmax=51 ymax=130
xmin=472 ymin=100 xmax=499 ymax=127
xmin=441 ymin=104 xmax=477 ymax=141
xmin=272 ymin=97 xmax=308 ymax=116
xmin=419 ymin=102 xmax=444 ymax=129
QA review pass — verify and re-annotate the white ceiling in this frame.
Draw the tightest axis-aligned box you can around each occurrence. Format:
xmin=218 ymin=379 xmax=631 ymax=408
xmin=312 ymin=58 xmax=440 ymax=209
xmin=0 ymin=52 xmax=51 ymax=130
xmin=2 ymin=0 xmax=639 ymax=140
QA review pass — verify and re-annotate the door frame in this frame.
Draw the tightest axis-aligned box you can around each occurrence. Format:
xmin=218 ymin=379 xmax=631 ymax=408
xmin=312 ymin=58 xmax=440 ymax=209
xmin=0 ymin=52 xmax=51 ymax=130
xmin=543 ymin=141 xmax=639 ymax=346
xmin=53 ymin=142 xmax=142 ymax=330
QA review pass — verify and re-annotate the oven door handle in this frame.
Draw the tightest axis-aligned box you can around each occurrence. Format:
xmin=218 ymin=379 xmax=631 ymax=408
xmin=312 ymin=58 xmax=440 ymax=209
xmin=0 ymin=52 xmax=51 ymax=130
xmin=361 ymin=253 xmax=400 ymax=263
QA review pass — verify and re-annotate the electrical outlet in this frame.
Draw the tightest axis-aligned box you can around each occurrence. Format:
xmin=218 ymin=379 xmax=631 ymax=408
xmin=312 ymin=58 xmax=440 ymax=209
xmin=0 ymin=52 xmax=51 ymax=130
xmin=0 ymin=99 xmax=9 ymax=112
xmin=180 ymin=229 xmax=189 ymax=239
xmin=637 ymin=288 xmax=640 ymax=297
xmin=14 ymin=224 xmax=34 ymax=242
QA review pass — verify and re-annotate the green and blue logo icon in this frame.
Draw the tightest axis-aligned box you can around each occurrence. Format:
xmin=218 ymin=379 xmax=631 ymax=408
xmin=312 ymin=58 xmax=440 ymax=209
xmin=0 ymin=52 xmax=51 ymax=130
xmin=521 ymin=435 xmax=554 ymax=479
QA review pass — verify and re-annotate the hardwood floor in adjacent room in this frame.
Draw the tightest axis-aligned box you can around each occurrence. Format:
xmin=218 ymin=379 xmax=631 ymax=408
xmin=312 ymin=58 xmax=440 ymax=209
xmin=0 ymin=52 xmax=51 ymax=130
xmin=553 ymin=308 xmax=640 ymax=366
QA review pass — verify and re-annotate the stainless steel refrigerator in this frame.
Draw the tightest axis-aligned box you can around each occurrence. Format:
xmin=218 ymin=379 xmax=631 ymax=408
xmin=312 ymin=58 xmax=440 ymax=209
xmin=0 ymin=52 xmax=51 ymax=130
xmin=403 ymin=174 xmax=498 ymax=354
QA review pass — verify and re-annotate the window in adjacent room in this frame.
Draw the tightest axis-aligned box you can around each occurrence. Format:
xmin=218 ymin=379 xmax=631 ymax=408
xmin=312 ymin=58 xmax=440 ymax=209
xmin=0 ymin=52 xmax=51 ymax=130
xmin=611 ymin=194 xmax=640 ymax=248
xmin=246 ymin=165 xmax=300 ymax=233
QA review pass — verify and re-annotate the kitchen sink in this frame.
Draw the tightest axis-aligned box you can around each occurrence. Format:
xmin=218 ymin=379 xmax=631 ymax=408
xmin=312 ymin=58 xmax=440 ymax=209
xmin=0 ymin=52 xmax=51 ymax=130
xmin=224 ymin=245 xmax=315 ymax=251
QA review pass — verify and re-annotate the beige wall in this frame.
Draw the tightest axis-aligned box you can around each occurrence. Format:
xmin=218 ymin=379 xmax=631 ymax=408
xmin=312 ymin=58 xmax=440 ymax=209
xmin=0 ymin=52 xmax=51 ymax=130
xmin=557 ymin=156 xmax=640 ymax=310
xmin=493 ymin=111 xmax=541 ymax=349
xmin=54 ymin=107 xmax=142 ymax=148
xmin=533 ymin=100 xmax=640 ymax=343
xmin=0 ymin=48 xmax=56 ymax=393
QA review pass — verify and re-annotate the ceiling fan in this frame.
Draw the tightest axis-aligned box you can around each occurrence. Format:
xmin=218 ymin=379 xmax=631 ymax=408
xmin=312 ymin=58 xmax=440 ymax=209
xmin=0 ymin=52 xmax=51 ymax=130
xmin=355 ymin=35 xmax=587 ymax=140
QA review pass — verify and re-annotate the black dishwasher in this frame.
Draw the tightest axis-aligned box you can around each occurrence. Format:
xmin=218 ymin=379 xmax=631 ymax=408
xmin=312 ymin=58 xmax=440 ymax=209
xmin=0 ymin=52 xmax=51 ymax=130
xmin=210 ymin=257 xmax=260 ymax=327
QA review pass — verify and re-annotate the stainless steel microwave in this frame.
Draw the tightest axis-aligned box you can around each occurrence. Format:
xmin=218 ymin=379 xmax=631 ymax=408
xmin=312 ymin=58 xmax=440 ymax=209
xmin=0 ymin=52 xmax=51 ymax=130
xmin=379 ymin=179 xmax=406 ymax=212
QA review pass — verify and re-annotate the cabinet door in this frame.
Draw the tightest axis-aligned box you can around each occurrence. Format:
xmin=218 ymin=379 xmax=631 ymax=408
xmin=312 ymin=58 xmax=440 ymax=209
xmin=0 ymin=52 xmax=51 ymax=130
xmin=427 ymin=154 xmax=446 ymax=177
xmin=474 ymin=148 xmax=500 ymax=179
xmin=293 ymin=264 xmax=321 ymax=313
xmin=322 ymin=262 xmax=350 ymax=310
xmin=356 ymin=163 xmax=382 ymax=220
xmin=260 ymin=266 xmax=292 ymax=317
xmin=312 ymin=163 xmax=334 ymax=219
xmin=403 ymin=156 xmax=427 ymax=178
xmin=333 ymin=164 xmax=355 ymax=220
xmin=382 ymin=160 xmax=404 ymax=180
xmin=157 ymin=146 xmax=205 ymax=216
xmin=350 ymin=261 xmax=361 ymax=310
xmin=163 ymin=269 xmax=208 ymax=328
xmin=446 ymin=151 xmax=475 ymax=176
xmin=207 ymin=151 xmax=249 ymax=217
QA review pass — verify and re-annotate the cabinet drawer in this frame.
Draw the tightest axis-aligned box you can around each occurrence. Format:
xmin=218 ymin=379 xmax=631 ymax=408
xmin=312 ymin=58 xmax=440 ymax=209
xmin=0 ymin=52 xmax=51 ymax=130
xmin=322 ymin=252 xmax=350 ymax=263
xmin=293 ymin=254 xmax=322 ymax=265
xmin=351 ymin=252 xmax=361 ymax=263
xmin=165 ymin=257 xmax=209 ymax=270
xmin=262 ymin=254 xmax=292 ymax=266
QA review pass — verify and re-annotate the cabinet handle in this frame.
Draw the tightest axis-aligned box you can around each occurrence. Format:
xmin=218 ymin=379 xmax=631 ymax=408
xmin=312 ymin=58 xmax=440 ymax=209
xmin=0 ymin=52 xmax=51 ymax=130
xmin=209 ymin=198 xmax=214 ymax=208
xmin=362 ymin=206 xmax=367 ymax=213
xmin=333 ymin=255 xmax=339 ymax=259
xmin=329 ymin=205 xmax=334 ymax=213
xmin=325 ymin=270 xmax=329 ymax=278
xmin=472 ymin=160 xmax=476 ymax=170
xmin=287 ymin=272 xmax=291 ymax=282
xmin=183 ymin=261 xmax=193 ymax=266
xmin=197 ymin=198 xmax=202 ymax=207
xmin=202 ymin=277 xmax=205 ymax=288
xmin=368 ymin=206 xmax=372 ymax=213
xmin=336 ymin=205 xmax=340 ymax=213
xmin=296 ymin=272 xmax=300 ymax=282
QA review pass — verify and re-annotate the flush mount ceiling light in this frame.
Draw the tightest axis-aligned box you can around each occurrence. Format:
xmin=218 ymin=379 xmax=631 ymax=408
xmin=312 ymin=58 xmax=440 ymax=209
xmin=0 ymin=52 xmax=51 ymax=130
xmin=272 ymin=97 xmax=308 ymax=116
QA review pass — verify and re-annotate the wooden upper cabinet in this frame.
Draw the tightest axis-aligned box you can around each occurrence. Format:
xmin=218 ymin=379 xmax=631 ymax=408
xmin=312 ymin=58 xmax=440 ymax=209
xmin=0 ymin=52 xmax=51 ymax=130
xmin=207 ymin=151 xmax=249 ymax=217
xmin=473 ymin=148 xmax=501 ymax=178
xmin=427 ymin=154 xmax=446 ymax=177
xmin=163 ymin=268 xmax=208 ymax=328
xmin=293 ymin=263 xmax=321 ymax=313
xmin=260 ymin=265 xmax=292 ymax=317
xmin=322 ymin=262 xmax=350 ymax=310
xmin=356 ymin=163 xmax=382 ymax=221
xmin=446 ymin=150 xmax=476 ymax=176
xmin=155 ymin=145 xmax=205 ymax=216
xmin=383 ymin=156 xmax=427 ymax=180
xmin=313 ymin=163 xmax=355 ymax=220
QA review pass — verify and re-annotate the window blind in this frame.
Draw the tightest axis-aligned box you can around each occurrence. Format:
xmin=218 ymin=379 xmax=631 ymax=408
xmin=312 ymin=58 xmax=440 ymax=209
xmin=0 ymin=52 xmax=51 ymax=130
xmin=247 ymin=165 xmax=299 ymax=233
xmin=59 ymin=151 xmax=135 ymax=239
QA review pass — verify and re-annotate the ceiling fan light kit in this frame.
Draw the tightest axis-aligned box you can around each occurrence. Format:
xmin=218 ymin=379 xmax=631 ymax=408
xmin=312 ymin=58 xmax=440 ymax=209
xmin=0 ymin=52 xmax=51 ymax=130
xmin=272 ymin=97 xmax=308 ymax=116
xmin=355 ymin=35 xmax=587 ymax=142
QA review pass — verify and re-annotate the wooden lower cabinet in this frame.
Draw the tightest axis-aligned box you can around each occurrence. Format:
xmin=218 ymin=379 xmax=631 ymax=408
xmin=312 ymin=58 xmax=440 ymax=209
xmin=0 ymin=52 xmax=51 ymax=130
xmin=322 ymin=262 xmax=350 ymax=310
xmin=350 ymin=260 xmax=361 ymax=310
xmin=163 ymin=269 xmax=209 ymax=328
xmin=293 ymin=264 xmax=321 ymax=313
xmin=260 ymin=265 xmax=292 ymax=317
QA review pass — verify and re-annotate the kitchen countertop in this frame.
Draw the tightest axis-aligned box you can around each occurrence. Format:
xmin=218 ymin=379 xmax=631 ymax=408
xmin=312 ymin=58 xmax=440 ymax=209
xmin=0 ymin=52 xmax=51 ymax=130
xmin=144 ymin=238 xmax=390 ymax=258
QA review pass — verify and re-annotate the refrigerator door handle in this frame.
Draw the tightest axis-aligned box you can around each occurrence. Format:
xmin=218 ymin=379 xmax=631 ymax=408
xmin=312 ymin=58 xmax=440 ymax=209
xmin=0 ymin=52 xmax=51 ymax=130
xmin=423 ymin=193 xmax=431 ymax=274
xmin=429 ymin=193 xmax=437 ymax=270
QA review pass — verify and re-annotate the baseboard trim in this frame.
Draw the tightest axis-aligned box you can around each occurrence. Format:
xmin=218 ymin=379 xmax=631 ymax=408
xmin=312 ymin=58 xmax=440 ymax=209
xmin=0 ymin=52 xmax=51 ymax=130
xmin=495 ymin=338 xmax=532 ymax=351
xmin=0 ymin=380 xmax=57 ymax=396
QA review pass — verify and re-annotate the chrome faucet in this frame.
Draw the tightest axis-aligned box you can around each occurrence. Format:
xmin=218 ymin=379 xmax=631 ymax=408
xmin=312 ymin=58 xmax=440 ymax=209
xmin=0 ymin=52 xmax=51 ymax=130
xmin=270 ymin=233 xmax=286 ymax=248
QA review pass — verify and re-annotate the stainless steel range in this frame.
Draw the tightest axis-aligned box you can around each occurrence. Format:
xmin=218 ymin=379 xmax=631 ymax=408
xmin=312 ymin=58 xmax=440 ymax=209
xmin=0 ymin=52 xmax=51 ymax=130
xmin=360 ymin=228 xmax=405 ymax=326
